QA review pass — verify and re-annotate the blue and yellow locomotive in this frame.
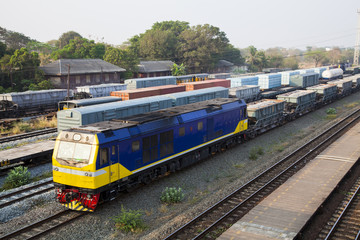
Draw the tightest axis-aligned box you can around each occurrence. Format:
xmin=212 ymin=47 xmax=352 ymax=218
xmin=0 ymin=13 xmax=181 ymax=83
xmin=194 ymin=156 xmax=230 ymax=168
xmin=52 ymin=98 xmax=248 ymax=211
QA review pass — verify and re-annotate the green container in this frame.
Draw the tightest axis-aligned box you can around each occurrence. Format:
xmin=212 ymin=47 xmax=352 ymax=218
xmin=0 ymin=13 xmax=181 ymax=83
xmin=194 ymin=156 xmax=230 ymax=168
xmin=277 ymin=90 xmax=316 ymax=105
xmin=247 ymin=99 xmax=285 ymax=120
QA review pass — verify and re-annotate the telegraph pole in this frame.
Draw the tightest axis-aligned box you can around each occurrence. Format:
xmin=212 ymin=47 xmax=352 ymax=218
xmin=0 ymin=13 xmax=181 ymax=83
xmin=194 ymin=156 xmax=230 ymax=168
xmin=354 ymin=9 xmax=360 ymax=66
xmin=66 ymin=64 xmax=71 ymax=99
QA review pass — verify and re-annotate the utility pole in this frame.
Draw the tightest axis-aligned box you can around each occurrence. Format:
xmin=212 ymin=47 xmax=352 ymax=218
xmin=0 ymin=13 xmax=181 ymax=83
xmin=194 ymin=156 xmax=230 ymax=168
xmin=354 ymin=9 xmax=360 ymax=66
xmin=66 ymin=64 xmax=71 ymax=99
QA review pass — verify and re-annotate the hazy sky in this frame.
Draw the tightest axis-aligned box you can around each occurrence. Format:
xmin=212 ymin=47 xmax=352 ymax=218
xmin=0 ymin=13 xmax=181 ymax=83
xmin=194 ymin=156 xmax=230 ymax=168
xmin=1 ymin=0 xmax=359 ymax=50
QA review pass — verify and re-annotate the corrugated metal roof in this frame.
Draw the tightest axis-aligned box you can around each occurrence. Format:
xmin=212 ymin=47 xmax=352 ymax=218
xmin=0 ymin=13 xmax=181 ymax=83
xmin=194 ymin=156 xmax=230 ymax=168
xmin=40 ymin=59 xmax=126 ymax=76
xmin=138 ymin=61 xmax=174 ymax=73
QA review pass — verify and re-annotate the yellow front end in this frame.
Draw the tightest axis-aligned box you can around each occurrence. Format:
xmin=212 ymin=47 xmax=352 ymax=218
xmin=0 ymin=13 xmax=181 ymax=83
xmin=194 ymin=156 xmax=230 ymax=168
xmin=52 ymin=131 xmax=111 ymax=190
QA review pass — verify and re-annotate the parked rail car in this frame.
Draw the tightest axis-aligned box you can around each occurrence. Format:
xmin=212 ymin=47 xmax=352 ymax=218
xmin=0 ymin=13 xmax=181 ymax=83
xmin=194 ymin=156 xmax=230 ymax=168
xmin=52 ymin=98 xmax=248 ymax=211
xmin=57 ymin=87 xmax=229 ymax=131
xmin=76 ymin=83 xmax=127 ymax=98
xmin=322 ymin=68 xmax=344 ymax=80
xmin=125 ymin=76 xmax=177 ymax=90
xmin=58 ymin=96 xmax=122 ymax=110
xmin=0 ymin=89 xmax=68 ymax=118
xmin=175 ymin=73 xmax=208 ymax=84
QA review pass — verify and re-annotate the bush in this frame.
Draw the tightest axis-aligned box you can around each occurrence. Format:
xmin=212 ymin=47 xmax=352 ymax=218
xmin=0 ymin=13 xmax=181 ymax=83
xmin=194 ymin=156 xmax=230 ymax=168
xmin=249 ymin=146 xmax=264 ymax=160
xmin=160 ymin=187 xmax=185 ymax=204
xmin=113 ymin=206 xmax=146 ymax=233
xmin=3 ymin=166 xmax=31 ymax=189
xmin=326 ymin=108 xmax=336 ymax=115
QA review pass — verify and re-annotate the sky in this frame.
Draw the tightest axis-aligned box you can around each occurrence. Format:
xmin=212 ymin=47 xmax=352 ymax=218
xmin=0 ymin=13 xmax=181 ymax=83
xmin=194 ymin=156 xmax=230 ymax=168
xmin=1 ymin=0 xmax=359 ymax=50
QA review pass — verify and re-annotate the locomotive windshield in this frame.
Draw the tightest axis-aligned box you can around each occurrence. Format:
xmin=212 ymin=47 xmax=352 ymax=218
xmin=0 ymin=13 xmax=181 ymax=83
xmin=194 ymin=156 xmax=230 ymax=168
xmin=57 ymin=141 xmax=92 ymax=166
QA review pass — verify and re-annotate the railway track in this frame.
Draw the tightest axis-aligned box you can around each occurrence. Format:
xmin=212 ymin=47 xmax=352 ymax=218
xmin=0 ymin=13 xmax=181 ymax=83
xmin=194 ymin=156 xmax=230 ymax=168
xmin=0 ymin=128 xmax=57 ymax=144
xmin=0 ymin=179 xmax=54 ymax=209
xmin=318 ymin=177 xmax=360 ymax=240
xmin=164 ymin=108 xmax=360 ymax=240
xmin=0 ymin=209 xmax=86 ymax=240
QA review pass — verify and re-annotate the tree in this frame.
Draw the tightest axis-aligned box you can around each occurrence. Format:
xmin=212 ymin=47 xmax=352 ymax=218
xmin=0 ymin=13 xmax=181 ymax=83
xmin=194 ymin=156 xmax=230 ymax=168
xmin=245 ymin=46 xmax=267 ymax=72
xmin=104 ymin=46 xmax=139 ymax=79
xmin=283 ymin=56 xmax=299 ymax=70
xmin=0 ymin=41 xmax=6 ymax=58
xmin=139 ymin=29 xmax=177 ymax=60
xmin=51 ymin=37 xmax=105 ymax=60
xmin=151 ymin=21 xmax=189 ymax=36
xmin=171 ymin=63 xmax=186 ymax=76
xmin=57 ymin=31 xmax=82 ymax=49
xmin=0 ymin=27 xmax=33 ymax=50
xmin=222 ymin=45 xmax=243 ymax=66
xmin=305 ymin=49 xmax=326 ymax=67
xmin=178 ymin=24 xmax=229 ymax=73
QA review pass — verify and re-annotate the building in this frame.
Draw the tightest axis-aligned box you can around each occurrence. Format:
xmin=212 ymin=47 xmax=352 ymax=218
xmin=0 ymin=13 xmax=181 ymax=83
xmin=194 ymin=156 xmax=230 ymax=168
xmin=40 ymin=59 xmax=126 ymax=89
xmin=135 ymin=60 xmax=175 ymax=78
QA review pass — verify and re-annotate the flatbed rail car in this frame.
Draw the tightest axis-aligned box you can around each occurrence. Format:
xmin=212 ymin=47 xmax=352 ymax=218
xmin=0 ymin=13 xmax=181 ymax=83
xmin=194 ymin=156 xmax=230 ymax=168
xmin=53 ymin=98 xmax=248 ymax=211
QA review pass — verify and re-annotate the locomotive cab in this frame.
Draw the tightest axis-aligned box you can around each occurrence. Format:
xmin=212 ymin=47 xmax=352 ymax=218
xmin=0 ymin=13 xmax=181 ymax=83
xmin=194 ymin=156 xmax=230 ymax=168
xmin=53 ymin=130 xmax=101 ymax=211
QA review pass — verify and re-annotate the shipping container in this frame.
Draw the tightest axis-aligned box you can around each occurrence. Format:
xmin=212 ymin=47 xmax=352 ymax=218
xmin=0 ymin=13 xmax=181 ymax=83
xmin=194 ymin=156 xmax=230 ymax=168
xmin=229 ymin=85 xmax=260 ymax=101
xmin=208 ymin=73 xmax=231 ymax=79
xmin=58 ymin=96 xmax=121 ymax=110
xmin=257 ymin=73 xmax=282 ymax=89
xmin=206 ymin=79 xmax=231 ymax=88
xmin=76 ymin=83 xmax=127 ymax=98
xmin=111 ymin=85 xmax=186 ymax=100
xmin=298 ymin=69 xmax=315 ymax=74
xmin=290 ymin=72 xmax=320 ymax=88
xmin=312 ymin=67 xmax=327 ymax=78
xmin=277 ymin=90 xmax=316 ymax=114
xmin=228 ymin=76 xmax=259 ymax=87
xmin=179 ymin=81 xmax=214 ymax=91
xmin=125 ymin=76 xmax=177 ymax=89
xmin=166 ymin=87 xmax=229 ymax=106
xmin=280 ymin=71 xmax=300 ymax=85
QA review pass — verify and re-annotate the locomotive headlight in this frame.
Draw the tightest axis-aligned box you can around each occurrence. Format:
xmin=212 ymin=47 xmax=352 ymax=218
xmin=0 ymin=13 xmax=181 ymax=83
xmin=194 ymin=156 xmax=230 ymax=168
xmin=73 ymin=134 xmax=81 ymax=141
xmin=84 ymin=172 xmax=92 ymax=177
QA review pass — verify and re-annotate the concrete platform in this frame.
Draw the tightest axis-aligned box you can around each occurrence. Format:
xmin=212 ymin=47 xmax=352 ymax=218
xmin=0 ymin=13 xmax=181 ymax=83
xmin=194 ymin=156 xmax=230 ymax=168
xmin=0 ymin=140 xmax=54 ymax=168
xmin=218 ymin=120 xmax=360 ymax=240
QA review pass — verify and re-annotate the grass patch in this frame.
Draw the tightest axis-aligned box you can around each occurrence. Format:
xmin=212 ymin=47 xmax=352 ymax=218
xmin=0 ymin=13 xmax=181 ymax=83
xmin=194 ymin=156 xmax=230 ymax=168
xmin=249 ymin=146 xmax=264 ymax=161
xmin=344 ymin=102 xmax=359 ymax=108
xmin=160 ymin=187 xmax=185 ymax=204
xmin=2 ymin=166 xmax=31 ymax=190
xmin=233 ymin=163 xmax=245 ymax=169
xmin=31 ymin=171 xmax=52 ymax=182
xmin=326 ymin=114 xmax=337 ymax=119
xmin=3 ymin=117 xmax=57 ymax=136
xmin=113 ymin=206 xmax=146 ymax=233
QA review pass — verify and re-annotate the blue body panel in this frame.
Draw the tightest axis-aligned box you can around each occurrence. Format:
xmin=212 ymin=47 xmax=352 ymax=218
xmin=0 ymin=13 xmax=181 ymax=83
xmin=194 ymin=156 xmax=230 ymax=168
xmin=95 ymin=100 xmax=247 ymax=172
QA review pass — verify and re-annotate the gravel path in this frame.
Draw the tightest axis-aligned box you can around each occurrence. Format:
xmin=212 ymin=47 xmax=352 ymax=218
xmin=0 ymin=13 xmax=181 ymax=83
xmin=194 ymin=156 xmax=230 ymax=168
xmin=0 ymin=92 xmax=359 ymax=240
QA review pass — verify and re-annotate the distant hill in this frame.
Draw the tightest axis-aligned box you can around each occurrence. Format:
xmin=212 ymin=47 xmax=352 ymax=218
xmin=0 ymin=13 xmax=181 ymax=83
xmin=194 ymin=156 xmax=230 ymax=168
xmin=0 ymin=26 xmax=36 ymax=50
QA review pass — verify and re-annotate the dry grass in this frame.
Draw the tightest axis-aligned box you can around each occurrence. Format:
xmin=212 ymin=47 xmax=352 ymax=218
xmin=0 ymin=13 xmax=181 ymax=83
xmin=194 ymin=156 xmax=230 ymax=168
xmin=4 ymin=117 xmax=57 ymax=136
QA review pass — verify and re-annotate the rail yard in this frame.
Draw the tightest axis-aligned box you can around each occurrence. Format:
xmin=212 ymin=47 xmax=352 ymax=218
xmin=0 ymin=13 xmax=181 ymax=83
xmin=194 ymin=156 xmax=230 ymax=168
xmin=0 ymin=72 xmax=359 ymax=239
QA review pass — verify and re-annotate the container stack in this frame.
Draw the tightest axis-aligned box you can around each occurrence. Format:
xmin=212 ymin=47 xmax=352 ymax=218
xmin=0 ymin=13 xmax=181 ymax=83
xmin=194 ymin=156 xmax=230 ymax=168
xmin=228 ymin=76 xmax=259 ymax=87
xmin=298 ymin=69 xmax=315 ymax=74
xmin=179 ymin=79 xmax=230 ymax=91
xmin=312 ymin=67 xmax=327 ymax=77
xmin=280 ymin=71 xmax=300 ymax=85
xmin=257 ymin=73 xmax=282 ymax=90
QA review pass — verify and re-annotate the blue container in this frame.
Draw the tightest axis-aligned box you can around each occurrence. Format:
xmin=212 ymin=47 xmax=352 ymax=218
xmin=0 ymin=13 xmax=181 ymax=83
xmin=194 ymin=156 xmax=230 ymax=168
xmin=228 ymin=76 xmax=259 ymax=87
xmin=257 ymin=73 xmax=282 ymax=89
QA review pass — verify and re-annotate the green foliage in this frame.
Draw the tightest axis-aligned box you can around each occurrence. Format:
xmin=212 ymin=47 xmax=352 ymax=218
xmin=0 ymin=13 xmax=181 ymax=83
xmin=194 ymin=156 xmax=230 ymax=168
xmin=104 ymin=46 xmax=139 ymax=74
xmin=245 ymin=46 xmax=267 ymax=72
xmin=326 ymin=108 xmax=337 ymax=115
xmin=151 ymin=21 xmax=190 ymax=36
xmin=171 ymin=63 xmax=186 ymax=76
xmin=0 ymin=41 xmax=6 ymax=58
xmin=51 ymin=37 xmax=105 ymax=60
xmin=3 ymin=166 xmax=31 ymax=189
xmin=0 ymin=26 xmax=34 ymax=50
xmin=304 ymin=48 xmax=327 ymax=67
xmin=160 ymin=187 xmax=185 ymax=203
xmin=139 ymin=29 xmax=177 ymax=60
xmin=113 ymin=206 xmax=146 ymax=233
xmin=57 ymin=31 xmax=82 ymax=49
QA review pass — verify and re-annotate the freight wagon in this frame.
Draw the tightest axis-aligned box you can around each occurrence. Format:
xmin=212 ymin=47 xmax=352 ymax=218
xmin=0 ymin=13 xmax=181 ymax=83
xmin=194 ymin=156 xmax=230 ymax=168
xmin=76 ymin=83 xmax=127 ymax=98
xmin=58 ymin=97 xmax=122 ymax=110
xmin=125 ymin=76 xmax=177 ymax=90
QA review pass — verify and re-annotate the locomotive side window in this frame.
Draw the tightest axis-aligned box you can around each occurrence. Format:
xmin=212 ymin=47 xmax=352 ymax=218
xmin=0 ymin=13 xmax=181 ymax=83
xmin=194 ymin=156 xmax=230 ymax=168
xmin=112 ymin=146 xmax=116 ymax=155
xmin=143 ymin=135 xmax=158 ymax=163
xmin=132 ymin=141 xmax=140 ymax=152
xmin=100 ymin=148 xmax=108 ymax=165
xmin=160 ymin=130 xmax=174 ymax=157
xmin=179 ymin=127 xmax=185 ymax=136
xmin=198 ymin=121 xmax=203 ymax=131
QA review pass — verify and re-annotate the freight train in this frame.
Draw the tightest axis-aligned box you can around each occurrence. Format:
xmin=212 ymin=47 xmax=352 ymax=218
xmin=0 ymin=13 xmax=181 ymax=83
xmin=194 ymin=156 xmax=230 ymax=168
xmin=52 ymin=73 xmax=360 ymax=212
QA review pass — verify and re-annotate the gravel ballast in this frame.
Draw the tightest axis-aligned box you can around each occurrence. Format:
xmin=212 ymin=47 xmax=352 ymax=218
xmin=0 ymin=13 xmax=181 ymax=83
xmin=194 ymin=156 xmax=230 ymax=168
xmin=0 ymin=92 xmax=360 ymax=240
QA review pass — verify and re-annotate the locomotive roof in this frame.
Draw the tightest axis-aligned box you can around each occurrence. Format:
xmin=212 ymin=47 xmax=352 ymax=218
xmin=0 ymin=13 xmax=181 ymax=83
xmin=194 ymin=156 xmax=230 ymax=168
xmin=72 ymin=98 xmax=240 ymax=133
